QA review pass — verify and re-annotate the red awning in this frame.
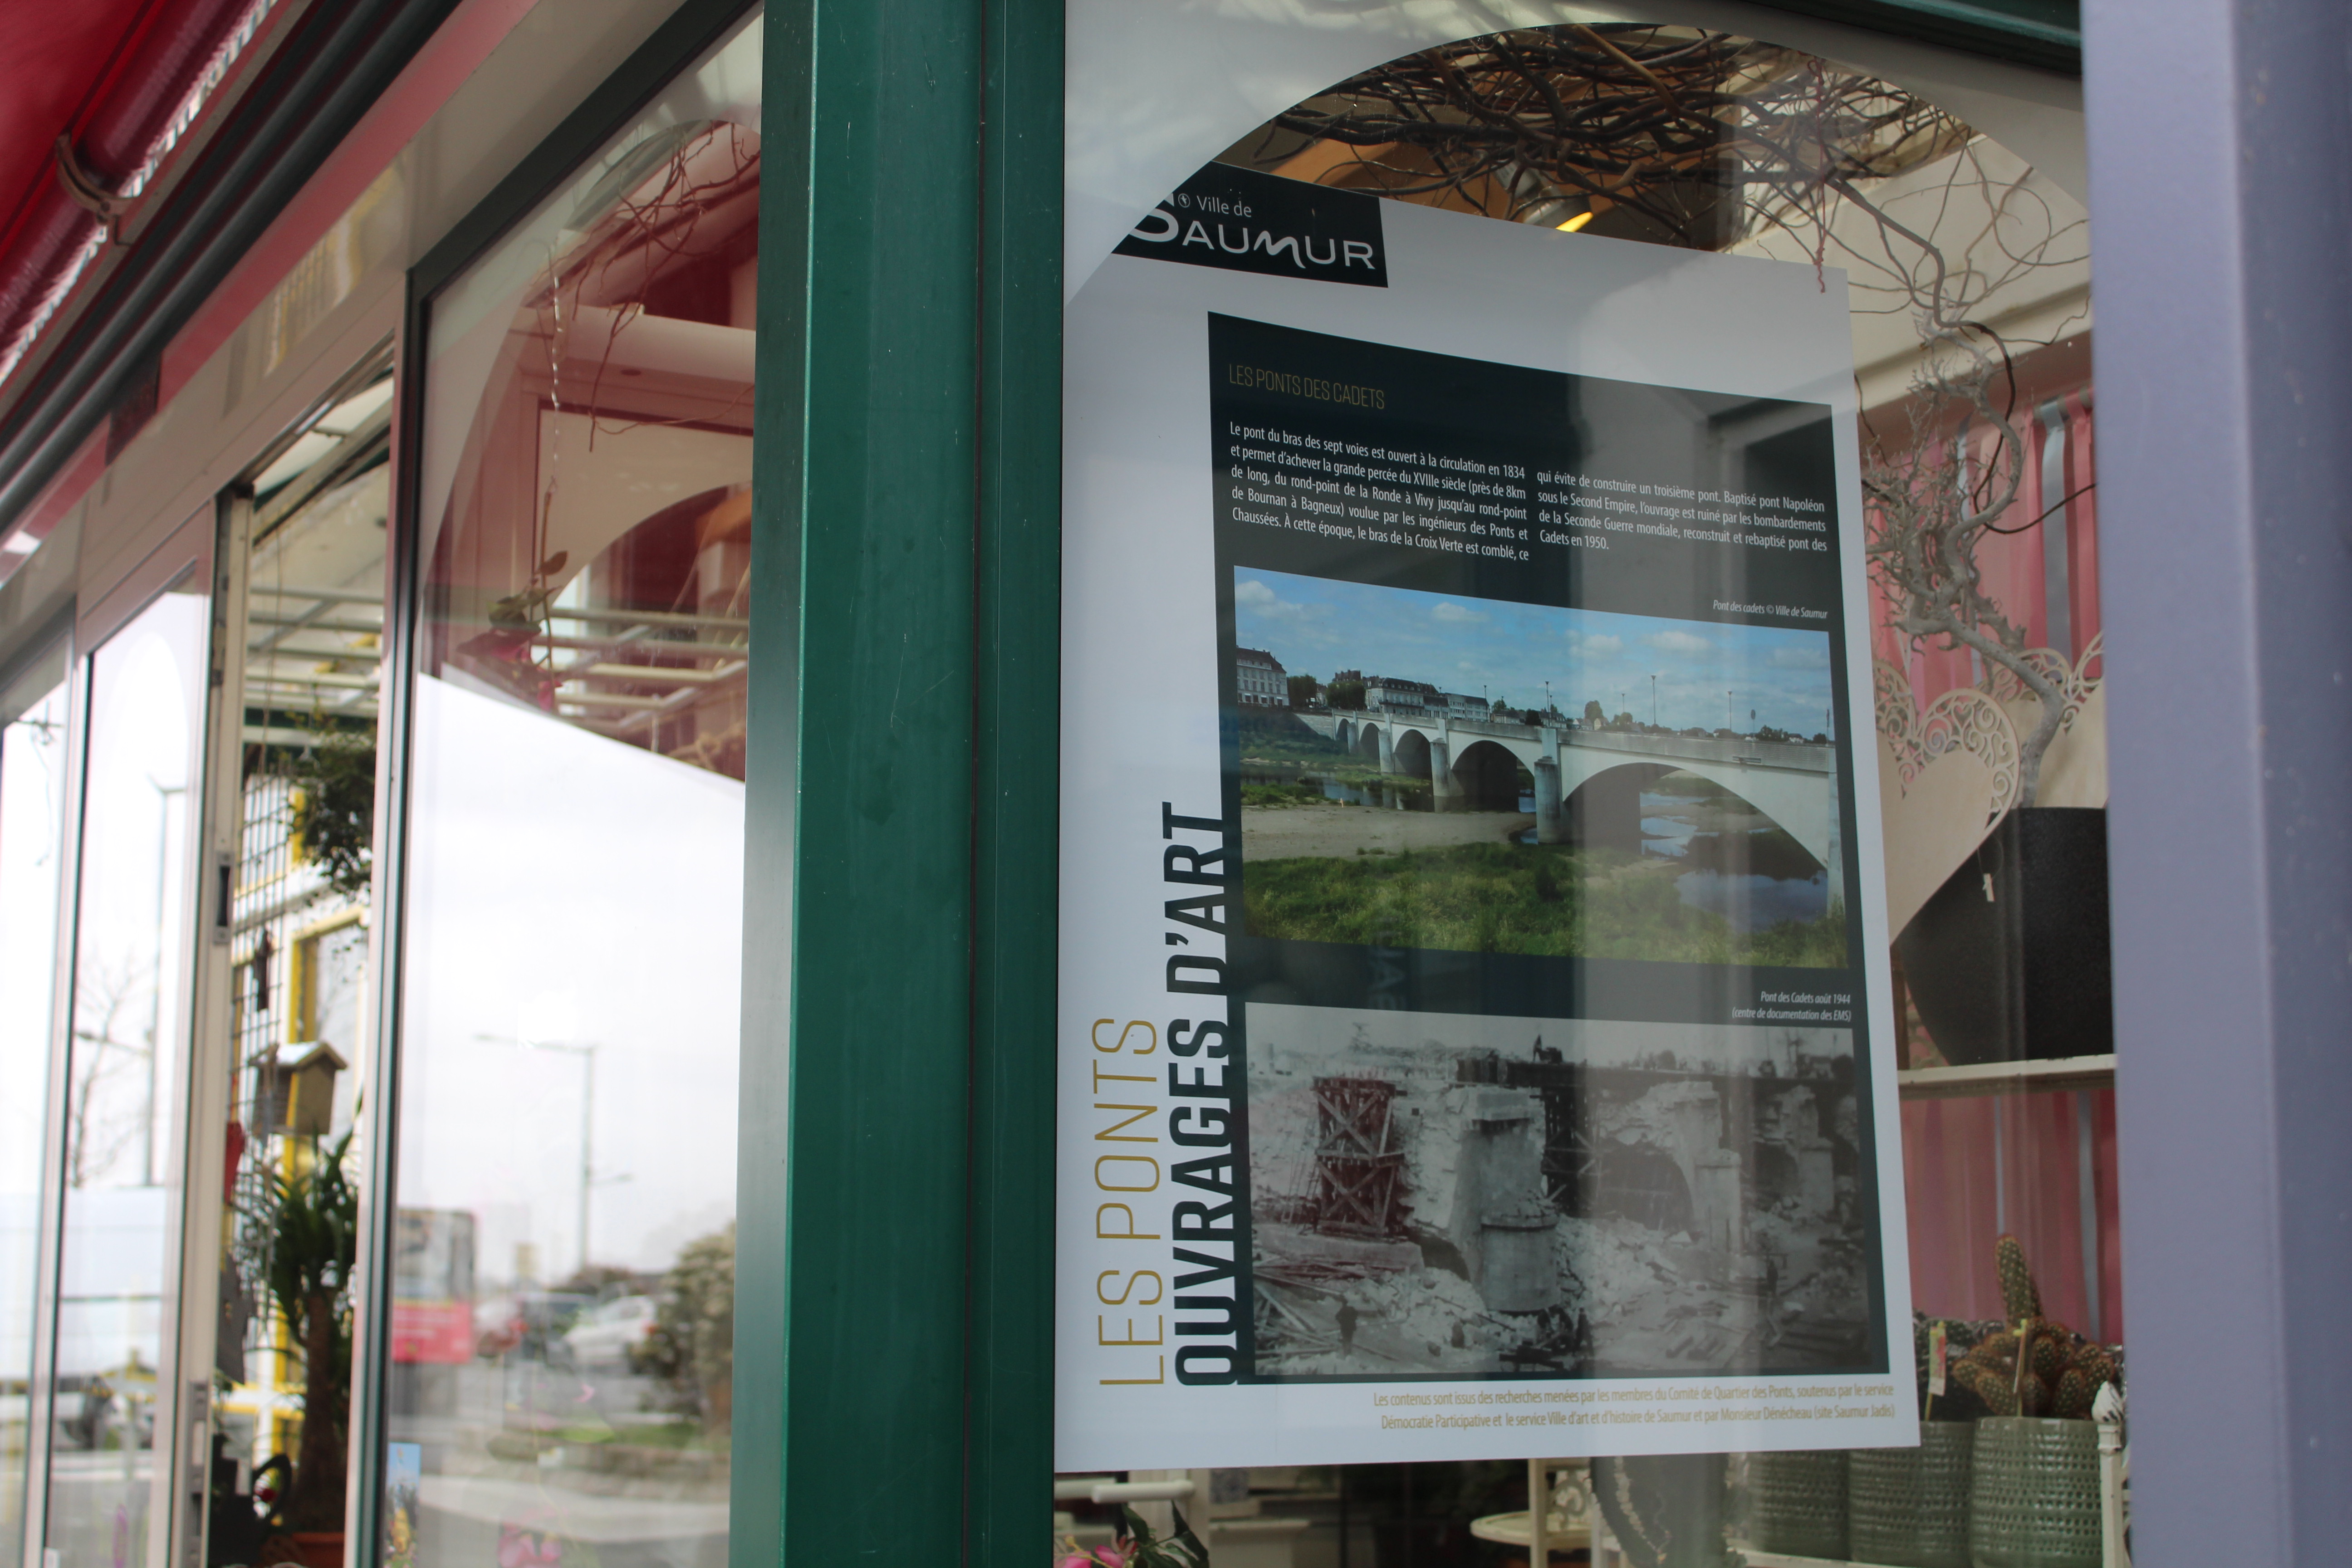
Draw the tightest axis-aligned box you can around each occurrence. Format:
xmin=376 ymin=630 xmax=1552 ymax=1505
xmin=0 ymin=0 xmax=270 ymax=393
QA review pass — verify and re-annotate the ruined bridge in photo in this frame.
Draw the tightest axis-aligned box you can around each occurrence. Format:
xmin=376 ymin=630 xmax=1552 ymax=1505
xmin=1293 ymin=709 xmax=1840 ymax=871
xmin=1491 ymin=1057 xmax=1847 ymax=1238
xmin=1289 ymin=1056 xmax=1852 ymax=1306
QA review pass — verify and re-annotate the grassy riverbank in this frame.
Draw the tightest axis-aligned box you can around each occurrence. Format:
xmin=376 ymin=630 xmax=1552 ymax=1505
xmin=1243 ymin=841 xmax=1848 ymax=967
xmin=1236 ymin=709 xmax=1351 ymax=764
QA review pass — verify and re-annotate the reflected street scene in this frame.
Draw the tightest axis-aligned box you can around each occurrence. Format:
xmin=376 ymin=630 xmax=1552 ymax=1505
xmin=382 ymin=16 xmax=762 ymax=1568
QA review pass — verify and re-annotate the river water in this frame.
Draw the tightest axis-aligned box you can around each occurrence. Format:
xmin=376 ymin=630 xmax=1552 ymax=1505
xmin=1311 ymin=777 xmax=1826 ymax=934
xmin=1636 ymin=789 xmax=1828 ymax=932
xmin=1505 ymin=787 xmax=1828 ymax=933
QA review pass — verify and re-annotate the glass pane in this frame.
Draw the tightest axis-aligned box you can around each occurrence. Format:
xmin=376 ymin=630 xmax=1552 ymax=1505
xmin=49 ymin=586 xmax=208 ymax=1568
xmin=382 ymin=16 xmax=763 ymax=1568
xmin=1057 ymin=21 xmax=2115 ymax=1568
xmin=1 ymin=675 xmax=69 ymax=1568
xmin=206 ymin=366 xmax=394 ymax=1567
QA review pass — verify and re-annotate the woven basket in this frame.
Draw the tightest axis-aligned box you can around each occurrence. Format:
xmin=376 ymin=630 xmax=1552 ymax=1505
xmin=1968 ymin=1416 xmax=2101 ymax=1568
xmin=1847 ymin=1422 xmax=1973 ymax=1568
xmin=1747 ymin=1448 xmax=1848 ymax=1560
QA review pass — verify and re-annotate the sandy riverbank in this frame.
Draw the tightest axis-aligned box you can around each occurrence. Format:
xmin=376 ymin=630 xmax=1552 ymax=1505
xmin=1242 ymin=802 xmax=1534 ymax=860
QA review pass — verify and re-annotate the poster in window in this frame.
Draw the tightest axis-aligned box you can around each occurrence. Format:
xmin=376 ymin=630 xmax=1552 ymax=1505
xmin=1058 ymin=159 xmax=1911 ymax=1468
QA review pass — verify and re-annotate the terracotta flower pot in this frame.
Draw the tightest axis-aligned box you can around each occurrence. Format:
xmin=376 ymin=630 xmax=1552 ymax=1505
xmin=289 ymin=1531 xmax=344 ymax=1568
xmin=1895 ymin=807 xmax=2111 ymax=1064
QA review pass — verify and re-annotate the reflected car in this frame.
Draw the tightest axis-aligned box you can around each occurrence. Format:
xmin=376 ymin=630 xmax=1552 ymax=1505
xmin=562 ymin=1294 xmax=661 ymax=1371
xmin=473 ymin=1290 xmax=592 ymax=1361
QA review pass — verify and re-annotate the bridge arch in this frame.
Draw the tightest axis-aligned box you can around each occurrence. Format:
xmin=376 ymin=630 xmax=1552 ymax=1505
xmin=1561 ymin=760 xmax=1830 ymax=873
xmin=1295 ymin=711 xmax=1835 ymax=867
xmin=1594 ymin=1142 xmax=1695 ymax=1232
xmin=1754 ymin=1143 xmax=1801 ymax=1205
xmin=1450 ymin=739 xmax=1526 ymax=812
xmin=1561 ymin=761 xmax=1679 ymax=852
xmin=1391 ymin=728 xmax=1432 ymax=790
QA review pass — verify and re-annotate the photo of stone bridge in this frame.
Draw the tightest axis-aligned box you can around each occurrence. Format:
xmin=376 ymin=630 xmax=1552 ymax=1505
xmin=1295 ymin=708 xmax=1839 ymax=881
xmin=1231 ymin=571 xmax=1850 ymax=965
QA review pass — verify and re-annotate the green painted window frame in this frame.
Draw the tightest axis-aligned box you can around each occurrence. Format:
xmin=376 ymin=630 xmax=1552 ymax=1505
xmin=737 ymin=0 xmax=1061 ymax=1561
xmin=353 ymin=0 xmax=838 ymax=1558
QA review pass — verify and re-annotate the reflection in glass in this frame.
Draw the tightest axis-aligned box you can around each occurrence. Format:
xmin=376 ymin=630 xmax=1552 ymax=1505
xmin=384 ymin=17 xmax=761 ymax=1568
xmin=1 ymin=677 xmax=69 ymax=1568
xmin=49 ymin=589 xmax=207 ymax=1568
xmin=207 ymin=365 xmax=393 ymax=1563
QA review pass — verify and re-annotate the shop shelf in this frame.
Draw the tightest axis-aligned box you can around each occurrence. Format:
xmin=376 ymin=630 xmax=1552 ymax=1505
xmin=1896 ymin=1053 xmax=2116 ymax=1100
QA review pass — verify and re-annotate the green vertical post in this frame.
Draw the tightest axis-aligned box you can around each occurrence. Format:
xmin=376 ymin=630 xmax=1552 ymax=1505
xmin=740 ymin=0 xmax=980 ymax=1558
xmin=739 ymin=0 xmax=1061 ymax=1558
xmin=970 ymin=0 xmax=1063 ymax=1558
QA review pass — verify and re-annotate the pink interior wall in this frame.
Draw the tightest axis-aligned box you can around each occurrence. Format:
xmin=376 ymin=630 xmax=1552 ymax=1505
xmin=1901 ymin=1090 xmax=2122 ymax=1343
xmin=1873 ymin=384 xmax=2122 ymax=1344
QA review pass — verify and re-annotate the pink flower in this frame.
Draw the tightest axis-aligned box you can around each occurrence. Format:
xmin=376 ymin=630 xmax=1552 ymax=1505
xmin=497 ymin=1525 xmax=562 ymax=1568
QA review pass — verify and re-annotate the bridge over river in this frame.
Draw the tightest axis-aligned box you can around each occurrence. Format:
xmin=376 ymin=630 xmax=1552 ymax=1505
xmin=1290 ymin=709 xmax=1840 ymax=881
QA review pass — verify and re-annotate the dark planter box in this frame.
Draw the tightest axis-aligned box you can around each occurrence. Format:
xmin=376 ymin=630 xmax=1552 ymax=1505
xmin=1895 ymin=806 xmax=2111 ymax=1065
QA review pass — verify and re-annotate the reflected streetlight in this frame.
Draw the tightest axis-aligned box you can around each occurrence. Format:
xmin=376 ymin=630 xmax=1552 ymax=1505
xmin=147 ymin=779 xmax=186 ymax=1187
xmin=474 ymin=1033 xmax=627 ymax=1274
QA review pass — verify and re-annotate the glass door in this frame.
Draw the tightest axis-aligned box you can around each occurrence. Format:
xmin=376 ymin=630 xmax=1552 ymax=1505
xmin=1 ymin=647 xmax=71 ymax=1568
xmin=187 ymin=354 xmax=397 ymax=1568
xmin=46 ymin=569 xmax=211 ymax=1568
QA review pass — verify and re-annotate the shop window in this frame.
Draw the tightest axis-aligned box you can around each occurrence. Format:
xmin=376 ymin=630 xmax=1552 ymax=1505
xmin=202 ymin=354 xmax=393 ymax=1568
xmin=380 ymin=15 xmax=762 ymax=1568
xmin=0 ymin=662 xmax=69 ymax=1568
xmin=47 ymin=583 xmax=208 ymax=1568
xmin=1057 ymin=22 xmax=2117 ymax=1568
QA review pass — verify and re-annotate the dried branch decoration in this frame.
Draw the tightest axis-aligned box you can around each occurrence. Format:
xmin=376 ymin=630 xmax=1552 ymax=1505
xmin=1864 ymin=337 xmax=2076 ymax=805
xmin=1230 ymin=28 xmax=1967 ymax=255
xmin=1226 ymin=26 xmax=2089 ymax=803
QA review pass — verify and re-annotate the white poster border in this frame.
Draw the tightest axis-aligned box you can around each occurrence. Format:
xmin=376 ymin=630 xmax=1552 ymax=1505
xmin=1057 ymin=175 xmax=1913 ymax=1470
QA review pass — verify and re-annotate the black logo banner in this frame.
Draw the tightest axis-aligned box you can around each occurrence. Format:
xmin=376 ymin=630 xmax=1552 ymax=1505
xmin=1115 ymin=163 xmax=1388 ymax=288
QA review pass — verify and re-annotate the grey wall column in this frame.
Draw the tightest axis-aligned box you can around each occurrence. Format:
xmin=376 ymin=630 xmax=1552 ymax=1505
xmin=2085 ymin=1 xmax=2352 ymax=1561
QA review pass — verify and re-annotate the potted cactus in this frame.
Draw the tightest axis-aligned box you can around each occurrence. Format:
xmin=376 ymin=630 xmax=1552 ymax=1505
xmin=1955 ymin=1236 xmax=2115 ymax=1568
xmin=1858 ymin=1237 xmax=2121 ymax=1568
xmin=1941 ymin=1237 xmax=2120 ymax=1421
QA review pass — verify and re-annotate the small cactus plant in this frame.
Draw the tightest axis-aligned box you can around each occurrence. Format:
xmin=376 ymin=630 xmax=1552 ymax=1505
xmin=1996 ymin=1233 xmax=2043 ymax=1321
xmin=1939 ymin=1234 xmax=2119 ymax=1422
